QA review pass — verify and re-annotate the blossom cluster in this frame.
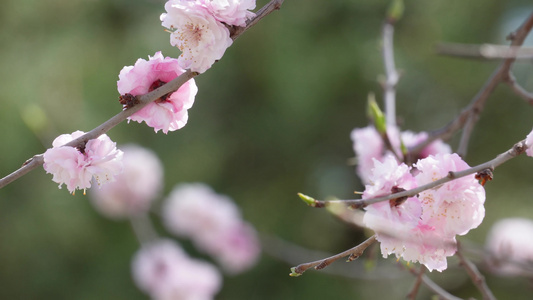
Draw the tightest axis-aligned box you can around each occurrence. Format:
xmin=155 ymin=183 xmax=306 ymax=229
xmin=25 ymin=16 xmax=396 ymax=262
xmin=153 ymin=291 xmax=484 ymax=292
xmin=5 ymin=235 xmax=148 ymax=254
xmin=361 ymin=153 xmax=485 ymax=271
xmin=118 ymin=52 xmax=198 ymax=134
xmin=43 ymin=131 xmax=123 ymax=194
xmin=351 ymin=125 xmax=451 ymax=184
xmin=351 ymin=124 xmax=484 ymax=271
xmin=161 ymin=0 xmax=256 ymax=73
xmin=353 ymin=126 xmax=533 ymax=271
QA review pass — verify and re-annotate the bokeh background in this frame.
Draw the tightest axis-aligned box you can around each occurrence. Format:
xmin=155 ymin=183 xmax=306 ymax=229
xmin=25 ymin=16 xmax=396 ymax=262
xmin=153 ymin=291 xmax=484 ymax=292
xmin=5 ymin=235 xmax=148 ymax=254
xmin=1 ymin=0 xmax=533 ymax=299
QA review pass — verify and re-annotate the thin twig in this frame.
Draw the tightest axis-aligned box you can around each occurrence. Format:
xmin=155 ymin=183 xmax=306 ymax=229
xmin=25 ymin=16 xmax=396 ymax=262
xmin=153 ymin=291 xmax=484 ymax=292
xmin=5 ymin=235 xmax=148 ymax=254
xmin=437 ymin=43 xmax=533 ymax=59
xmin=410 ymin=12 xmax=533 ymax=156
xmin=456 ymin=242 xmax=497 ymax=300
xmin=262 ymin=234 xmax=404 ymax=280
xmin=406 ymin=265 xmax=425 ymax=300
xmin=230 ymin=0 xmax=284 ymax=40
xmin=129 ymin=213 xmax=160 ymax=246
xmin=403 ymin=264 xmax=464 ymax=300
xmin=289 ymin=235 xmax=377 ymax=276
xmin=0 ymin=0 xmax=285 ymax=190
xmin=300 ymin=139 xmax=526 ymax=209
xmin=503 ymin=72 xmax=533 ymax=105
xmin=456 ymin=113 xmax=476 ymax=157
xmin=382 ymin=20 xmax=399 ymax=127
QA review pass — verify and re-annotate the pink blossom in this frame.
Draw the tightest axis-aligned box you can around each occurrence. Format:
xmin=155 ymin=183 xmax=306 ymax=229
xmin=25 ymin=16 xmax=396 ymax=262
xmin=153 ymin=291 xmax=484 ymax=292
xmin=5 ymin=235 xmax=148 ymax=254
xmin=525 ymin=128 xmax=533 ymax=157
xmin=161 ymin=0 xmax=233 ymax=73
xmin=485 ymin=218 xmax=533 ymax=276
xmin=350 ymin=125 xmax=451 ymax=184
xmin=400 ymin=130 xmax=452 ymax=159
xmin=132 ymin=239 xmax=222 ymax=300
xmin=43 ymin=131 xmax=123 ymax=194
xmin=401 ymin=228 xmax=457 ymax=272
xmin=199 ymin=0 xmax=256 ymax=27
xmin=350 ymin=126 xmax=384 ymax=183
xmin=362 ymin=153 xmax=485 ymax=272
xmin=118 ymin=51 xmax=197 ymax=133
xmin=362 ymin=156 xmax=422 ymax=262
xmin=162 ymin=183 xmax=261 ymax=273
xmin=89 ymin=145 xmax=164 ymax=219
xmin=415 ymin=153 xmax=485 ymax=238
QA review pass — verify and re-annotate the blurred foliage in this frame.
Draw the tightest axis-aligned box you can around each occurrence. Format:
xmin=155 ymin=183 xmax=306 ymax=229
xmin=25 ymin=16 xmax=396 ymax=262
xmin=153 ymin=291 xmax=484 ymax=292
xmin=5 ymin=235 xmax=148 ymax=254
xmin=1 ymin=0 xmax=533 ymax=299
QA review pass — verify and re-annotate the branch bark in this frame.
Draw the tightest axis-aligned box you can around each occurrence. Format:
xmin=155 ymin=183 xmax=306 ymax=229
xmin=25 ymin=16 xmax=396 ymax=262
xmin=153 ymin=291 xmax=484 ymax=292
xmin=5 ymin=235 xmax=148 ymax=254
xmin=289 ymin=235 xmax=377 ymax=276
xmin=456 ymin=242 xmax=496 ymax=300
xmin=300 ymin=139 xmax=527 ymax=209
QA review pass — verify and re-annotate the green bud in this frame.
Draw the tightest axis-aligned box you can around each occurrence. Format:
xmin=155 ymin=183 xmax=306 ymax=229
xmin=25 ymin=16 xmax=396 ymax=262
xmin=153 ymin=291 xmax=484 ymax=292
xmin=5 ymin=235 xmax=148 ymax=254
xmin=387 ymin=0 xmax=404 ymax=23
xmin=367 ymin=94 xmax=386 ymax=134
xmin=400 ymin=138 xmax=408 ymax=156
xmin=289 ymin=267 xmax=302 ymax=277
xmin=297 ymin=193 xmax=316 ymax=207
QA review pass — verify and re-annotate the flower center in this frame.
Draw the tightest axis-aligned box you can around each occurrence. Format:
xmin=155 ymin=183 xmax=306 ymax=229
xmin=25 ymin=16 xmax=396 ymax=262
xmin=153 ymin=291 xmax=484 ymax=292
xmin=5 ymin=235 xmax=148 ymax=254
xmin=176 ymin=22 xmax=206 ymax=56
xmin=149 ymin=79 xmax=170 ymax=102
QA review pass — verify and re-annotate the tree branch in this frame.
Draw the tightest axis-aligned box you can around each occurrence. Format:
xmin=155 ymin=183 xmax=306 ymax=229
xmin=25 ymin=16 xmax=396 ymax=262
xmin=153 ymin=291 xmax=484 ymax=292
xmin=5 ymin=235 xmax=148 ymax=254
xmin=403 ymin=264 xmax=464 ymax=300
xmin=0 ymin=0 xmax=285 ymax=190
xmin=406 ymin=266 xmax=425 ymax=300
xmin=437 ymin=43 xmax=533 ymax=59
xmin=456 ymin=242 xmax=496 ymax=300
xmin=300 ymin=139 xmax=527 ymax=209
xmin=503 ymin=72 xmax=533 ymax=105
xmin=289 ymin=235 xmax=377 ymax=276
xmin=409 ymin=11 xmax=533 ymax=156
xmin=382 ymin=20 xmax=400 ymax=127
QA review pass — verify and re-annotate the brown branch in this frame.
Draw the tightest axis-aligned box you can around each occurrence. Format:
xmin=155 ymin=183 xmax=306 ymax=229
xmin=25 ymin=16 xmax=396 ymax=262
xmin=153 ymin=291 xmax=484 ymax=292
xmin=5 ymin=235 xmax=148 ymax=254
xmin=410 ymin=12 xmax=533 ymax=156
xmin=503 ymin=72 xmax=533 ymax=105
xmin=456 ymin=242 xmax=496 ymax=300
xmin=300 ymin=139 xmax=527 ymax=209
xmin=406 ymin=266 xmax=425 ymax=300
xmin=289 ymin=235 xmax=377 ymax=277
xmin=403 ymin=264 xmax=464 ymax=300
xmin=230 ymin=0 xmax=284 ymax=40
xmin=0 ymin=0 xmax=285 ymax=190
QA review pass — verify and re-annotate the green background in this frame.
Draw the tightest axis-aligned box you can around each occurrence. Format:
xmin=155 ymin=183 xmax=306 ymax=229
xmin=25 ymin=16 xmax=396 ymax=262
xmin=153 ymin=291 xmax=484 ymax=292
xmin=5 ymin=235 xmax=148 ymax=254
xmin=0 ymin=0 xmax=532 ymax=299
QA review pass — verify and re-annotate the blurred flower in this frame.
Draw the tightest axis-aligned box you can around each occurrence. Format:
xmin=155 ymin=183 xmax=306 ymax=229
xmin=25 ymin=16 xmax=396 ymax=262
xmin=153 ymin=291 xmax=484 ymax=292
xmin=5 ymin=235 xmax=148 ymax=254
xmin=89 ymin=145 xmax=164 ymax=219
xmin=525 ymin=128 xmax=533 ymax=157
xmin=117 ymin=51 xmax=197 ymax=133
xmin=43 ymin=131 xmax=123 ymax=194
xmin=205 ymin=221 xmax=260 ymax=274
xmin=163 ymin=183 xmax=261 ymax=274
xmin=132 ymin=239 xmax=222 ymax=300
xmin=350 ymin=125 xmax=451 ymax=184
xmin=161 ymin=0 xmax=233 ymax=73
xmin=485 ymin=218 xmax=533 ymax=276
xmin=199 ymin=0 xmax=256 ymax=27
